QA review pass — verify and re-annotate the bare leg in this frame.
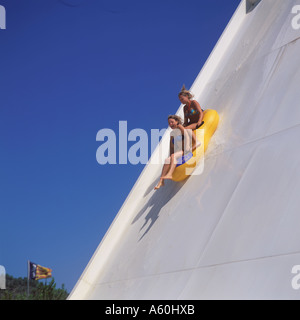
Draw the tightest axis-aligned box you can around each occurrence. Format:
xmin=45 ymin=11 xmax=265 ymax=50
xmin=154 ymin=158 xmax=171 ymax=190
xmin=154 ymin=179 xmax=164 ymax=190
xmin=192 ymin=131 xmax=201 ymax=151
xmin=162 ymin=151 xmax=183 ymax=180
xmin=184 ymin=123 xmax=198 ymax=130
xmin=184 ymin=125 xmax=201 ymax=151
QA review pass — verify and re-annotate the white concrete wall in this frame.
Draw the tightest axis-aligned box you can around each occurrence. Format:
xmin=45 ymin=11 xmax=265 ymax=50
xmin=69 ymin=0 xmax=300 ymax=299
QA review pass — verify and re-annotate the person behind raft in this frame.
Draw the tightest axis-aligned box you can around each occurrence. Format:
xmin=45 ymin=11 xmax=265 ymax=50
xmin=178 ymin=85 xmax=204 ymax=130
xmin=154 ymin=115 xmax=193 ymax=190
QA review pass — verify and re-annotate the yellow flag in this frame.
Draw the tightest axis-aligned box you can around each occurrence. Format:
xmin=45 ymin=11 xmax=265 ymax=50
xmin=29 ymin=262 xmax=52 ymax=280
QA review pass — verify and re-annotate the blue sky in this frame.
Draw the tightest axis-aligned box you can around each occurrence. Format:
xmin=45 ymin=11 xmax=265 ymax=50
xmin=0 ymin=0 xmax=240 ymax=292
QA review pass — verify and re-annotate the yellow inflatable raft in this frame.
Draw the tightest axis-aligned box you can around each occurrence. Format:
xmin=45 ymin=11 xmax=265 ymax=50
xmin=172 ymin=109 xmax=219 ymax=182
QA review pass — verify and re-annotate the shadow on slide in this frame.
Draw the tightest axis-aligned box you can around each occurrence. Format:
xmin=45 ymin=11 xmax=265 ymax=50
xmin=132 ymin=179 xmax=187 ymax=241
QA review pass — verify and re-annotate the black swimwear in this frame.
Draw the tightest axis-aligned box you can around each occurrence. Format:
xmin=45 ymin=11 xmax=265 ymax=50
xmin=196 ymin=121 xmax=204 ymax=129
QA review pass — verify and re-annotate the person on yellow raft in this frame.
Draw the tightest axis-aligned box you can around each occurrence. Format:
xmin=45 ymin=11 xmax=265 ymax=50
xmin=154 ymin=115 xmax=191 ymax=190
xmin=179 ymin=84 xmax=204 ymax=131
xmin=154 ymin=85 xmax=204 ymax=190
xmin=154 ymin=86 xmax=203 ymax=190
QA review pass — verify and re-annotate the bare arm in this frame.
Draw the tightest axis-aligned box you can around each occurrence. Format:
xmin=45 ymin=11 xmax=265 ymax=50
xmin=183 ymin=106 xmax=189 ymax=127
xmin=169 ymin=136 xmax=174 ymax=156
xmin=178 ymin=124 xmax=192 ymax=153
xmin=192 ymin=100 xmax=204 ymax=125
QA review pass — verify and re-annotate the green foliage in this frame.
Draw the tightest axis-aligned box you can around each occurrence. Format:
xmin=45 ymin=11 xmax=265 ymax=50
xmin=0 ymin=274 xmax=68 ymax=300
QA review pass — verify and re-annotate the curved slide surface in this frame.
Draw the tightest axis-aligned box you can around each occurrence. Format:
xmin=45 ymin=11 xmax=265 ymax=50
xmin=69 ymin=0 xmax=300 ymax=299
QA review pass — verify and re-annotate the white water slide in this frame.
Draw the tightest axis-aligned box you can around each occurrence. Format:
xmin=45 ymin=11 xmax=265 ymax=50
xmin=69 ymin=0 xmax=300 ymax=299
